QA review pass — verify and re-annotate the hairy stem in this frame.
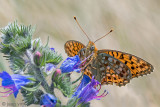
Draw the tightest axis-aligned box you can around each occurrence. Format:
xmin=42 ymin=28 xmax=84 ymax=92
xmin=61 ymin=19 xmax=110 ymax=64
xmin=34 ymin=67 xmax=54 ymax=95
xmin=25 ymin=49 xmax=54 ymax=95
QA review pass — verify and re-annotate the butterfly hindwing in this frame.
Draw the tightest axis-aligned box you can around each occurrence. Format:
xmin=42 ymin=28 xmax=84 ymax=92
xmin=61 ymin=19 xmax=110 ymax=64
xmin=98 ymin=50 xmax=154 ymax=79
xmin=64 ymin=40 xmax=85 ymax=57
xmin=95 ymin=52 xmax=131 ymax=86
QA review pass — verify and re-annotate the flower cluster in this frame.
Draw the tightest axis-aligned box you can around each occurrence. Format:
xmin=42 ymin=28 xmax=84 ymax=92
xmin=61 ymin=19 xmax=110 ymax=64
xmin=0 ymin=22 xmax=108 ymax=107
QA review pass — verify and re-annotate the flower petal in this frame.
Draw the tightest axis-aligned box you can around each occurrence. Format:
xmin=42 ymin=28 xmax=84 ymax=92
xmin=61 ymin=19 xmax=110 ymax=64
xmin=0 ymin=71 xmax=31 ymax=98
xmin=60 ymin=55 xmax=81 ymax=73
xmin=40 ymin=93 xmax=57 ymax=107
xmin=0 ymin=71 xmax=14 ymax=87
xmin=72 ymin=75 xmax=91 ymax=97
xmin=46 ymin=63 xmax=56 ymax=74
xmin=50 ymin=48 xmax=55 ymax=52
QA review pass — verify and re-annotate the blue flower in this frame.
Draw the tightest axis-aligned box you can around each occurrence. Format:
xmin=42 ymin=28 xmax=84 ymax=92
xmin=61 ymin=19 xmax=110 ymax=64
xmin=74 ymin=76 xmax=108 ymax=105
xmin=45 ymin=63 xmax=56 ymax=74
xmin=72 ymin=75 xmax=91 ymax=97
xmin=0 ymin=71 xmax=31 ymax=98
xmin=40 ymin=93 xmax=57 ymax=107
xmin=60 ymin=55 xmax=81 ymax=73
xmin=50 ymin=48 xmax=55 ymax=52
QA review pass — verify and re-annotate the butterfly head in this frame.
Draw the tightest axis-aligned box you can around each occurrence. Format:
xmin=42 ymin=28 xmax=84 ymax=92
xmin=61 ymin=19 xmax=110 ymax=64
xmin=87 ymin=41 xmax=98 ymax=53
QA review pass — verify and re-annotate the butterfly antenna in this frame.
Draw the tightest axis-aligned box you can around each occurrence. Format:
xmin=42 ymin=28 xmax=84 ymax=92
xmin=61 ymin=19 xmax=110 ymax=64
xmin=94 ymin=29 xmax=113 ymax=43
xmin=74 ymin=16 xmax=91 ymax=41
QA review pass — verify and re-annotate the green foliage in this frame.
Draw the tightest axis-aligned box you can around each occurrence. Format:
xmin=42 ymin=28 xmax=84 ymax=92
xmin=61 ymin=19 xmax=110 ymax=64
xmin=32 ymin=38 xmax=42 ymax=52
xmin=36 ymin=46 xmax=63 ymax=67
xmin=22 ymin=82 xmax=41 ymax=92
xmin=21 ymin=82 xmax=44 ymax=106
xmin=0 ymin=22 xmax=35 ymax=73
xmin=52 ymin=73 xmax=76 ymax=97
xmin=9 ymin=56 xmax=25 ymax=73
xmin=0 ymin=21 xmax=34 ymax=55
xmin=66 ymin=98 xmax=80 ymax=107
xmin=21 ymin=89 xmax=44 ymax=106
xmin=66 ymin=97 xmax=90 ymax=107
xmin=78 ymin=102 xmax=90 ymax=107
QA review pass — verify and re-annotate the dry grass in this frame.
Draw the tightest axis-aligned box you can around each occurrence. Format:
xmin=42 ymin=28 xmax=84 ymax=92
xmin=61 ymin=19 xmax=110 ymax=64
xmin=0 ymin=0 xmax=160 ymax=107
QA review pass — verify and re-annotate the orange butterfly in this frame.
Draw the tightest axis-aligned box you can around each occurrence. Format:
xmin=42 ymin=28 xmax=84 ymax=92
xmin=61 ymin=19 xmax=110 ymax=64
xmin=64 ymin=16 xmax=154 ymax=86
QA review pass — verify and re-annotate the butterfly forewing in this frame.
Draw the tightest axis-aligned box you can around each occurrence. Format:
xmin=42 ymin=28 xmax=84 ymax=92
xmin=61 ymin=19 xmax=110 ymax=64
xmin=98 ymin=50 xmax=154 ymax=78
xmin=64 ymin=40 xmax=85 ymax=57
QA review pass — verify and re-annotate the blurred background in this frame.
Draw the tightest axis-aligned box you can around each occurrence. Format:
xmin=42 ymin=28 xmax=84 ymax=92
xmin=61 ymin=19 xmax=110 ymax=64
xmin=0 ymin=0 xmax=159 ymax=107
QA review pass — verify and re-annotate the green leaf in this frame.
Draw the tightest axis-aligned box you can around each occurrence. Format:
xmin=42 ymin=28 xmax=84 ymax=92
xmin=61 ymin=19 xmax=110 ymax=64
xmin=21 ymin=88 xmax=44 ymax=106
xmin=66 ymin=98 xmax=80 ymax=107
xmin=35 ymin=45 xmax=63 ymax=67
xmin=52 ymin=73 xmax=76 ymax=97
xmin=21 ymin=82 xmax=41 ymax=92
xmin=9 ymin=56 xmax=25 ymax=73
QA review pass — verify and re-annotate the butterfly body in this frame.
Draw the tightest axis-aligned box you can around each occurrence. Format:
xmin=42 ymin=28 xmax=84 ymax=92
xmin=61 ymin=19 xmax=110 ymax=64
xmin=65 ymin=40 xmax=153 ymax=86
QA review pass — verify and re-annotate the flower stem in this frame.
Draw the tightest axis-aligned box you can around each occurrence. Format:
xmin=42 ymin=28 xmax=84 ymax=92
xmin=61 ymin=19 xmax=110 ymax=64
xmin=25 ymin=50 xmax=54 ymax=95
xmin=34 ymin=66 xmax=54 ymax=95
xmin=72 ymin=74 xmax=83 ymax=84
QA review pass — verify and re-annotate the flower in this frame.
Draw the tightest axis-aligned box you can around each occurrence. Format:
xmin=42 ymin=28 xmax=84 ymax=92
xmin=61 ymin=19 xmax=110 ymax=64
xmin=45 ymin=63 xmax=56 ymax=74
xmin=50 ymin=48 xmax=55 ymax=52
xmin=44 ymin=47 xmax=57 ymax=74
xmin=40 ymin=93 xmax=57 ymax=107
xmin=72 ymin=75 xmax=91 ymax=97
xmin=60 ymin=55 xmax=81 ymax=73
xmin=46 ymin=63 xmax=56 ymax=71
xmin=74 ymin=76 xmax=108 ymax=105
xmin=0 ymin=71 xmax=31 ymax=98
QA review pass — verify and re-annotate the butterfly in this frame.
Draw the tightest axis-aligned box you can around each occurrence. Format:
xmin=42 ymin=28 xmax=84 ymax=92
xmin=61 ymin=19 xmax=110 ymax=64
xmin=64 ymin=16 xmax=154 ymax=86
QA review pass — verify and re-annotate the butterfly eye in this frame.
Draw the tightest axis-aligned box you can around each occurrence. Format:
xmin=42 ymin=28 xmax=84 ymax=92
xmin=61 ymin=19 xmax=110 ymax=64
xmin=90 ymin=46 xmax=95 ymax=51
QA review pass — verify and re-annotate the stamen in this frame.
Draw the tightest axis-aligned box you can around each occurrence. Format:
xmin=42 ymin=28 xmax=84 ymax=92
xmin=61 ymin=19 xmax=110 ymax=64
xmin=97 ymin=84 xmax=101 ymax=91
xmin=92 ymin=90 xmax=109 ymax=99
xmin=0 ymin=89 xmax=12 ymax=93
xmin=0 ymin=85 xmax=14 ymax=88
xmin=0 ymin=91 xmax=14 ymax=97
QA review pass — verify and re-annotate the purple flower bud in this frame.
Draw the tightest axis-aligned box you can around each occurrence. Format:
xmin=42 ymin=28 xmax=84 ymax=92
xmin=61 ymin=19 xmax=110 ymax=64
xmin=34 ymin=51 xmax=42 ymax=66
xmin=52 ymin=69 xmax=62 ymax=81
xmin=55 ymin=69 xmax=61 ymax=75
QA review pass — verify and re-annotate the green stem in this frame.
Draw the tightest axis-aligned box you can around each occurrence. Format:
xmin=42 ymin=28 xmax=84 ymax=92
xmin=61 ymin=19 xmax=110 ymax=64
xmin=72 ymin=74 xmax=83 ymax=84
xmin=25 ymin=50 xmax=54 ymax=95
xmin=34 ymin=66 xmax=54 ymax=95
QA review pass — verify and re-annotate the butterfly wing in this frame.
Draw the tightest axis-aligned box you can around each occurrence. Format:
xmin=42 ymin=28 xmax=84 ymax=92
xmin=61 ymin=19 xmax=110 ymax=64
xmin=88 ymin=52 xmax=132 ymax=86
xmin=64 ymin=40 xmax=85 ymax=57
xmin=98 ymin=50 xmax=154 ymax=78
